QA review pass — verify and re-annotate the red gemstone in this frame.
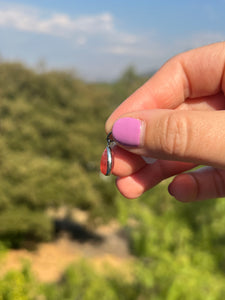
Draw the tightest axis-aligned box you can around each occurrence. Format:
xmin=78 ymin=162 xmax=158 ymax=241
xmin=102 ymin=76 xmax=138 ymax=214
xmin=100 ymin=148 xmax=108 ymax=175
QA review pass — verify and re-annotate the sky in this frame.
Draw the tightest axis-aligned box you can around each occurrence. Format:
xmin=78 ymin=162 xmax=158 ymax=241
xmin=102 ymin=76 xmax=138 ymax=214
xmin=0 ymin=0 xmax=224 ymax=81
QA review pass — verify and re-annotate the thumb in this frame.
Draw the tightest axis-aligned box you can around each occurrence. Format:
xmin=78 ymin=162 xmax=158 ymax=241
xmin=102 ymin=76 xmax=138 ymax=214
xmin=111 ymin=109 xmax=225 ymax=168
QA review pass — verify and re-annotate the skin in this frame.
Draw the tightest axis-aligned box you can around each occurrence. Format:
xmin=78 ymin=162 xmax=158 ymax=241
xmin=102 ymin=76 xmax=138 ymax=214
xmin=105 ymin=42 xmax=225 ymax=201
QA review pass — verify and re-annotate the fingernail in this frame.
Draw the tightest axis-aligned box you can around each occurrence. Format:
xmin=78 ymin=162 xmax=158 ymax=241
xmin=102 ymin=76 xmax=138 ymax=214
xmin=112 ymin=117 xmax=143 ymax=147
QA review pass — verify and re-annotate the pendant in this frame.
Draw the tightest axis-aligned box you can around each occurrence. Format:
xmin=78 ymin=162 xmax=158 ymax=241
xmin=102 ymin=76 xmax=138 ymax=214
xmin=100 ymin=132 xmax=114 ymax=176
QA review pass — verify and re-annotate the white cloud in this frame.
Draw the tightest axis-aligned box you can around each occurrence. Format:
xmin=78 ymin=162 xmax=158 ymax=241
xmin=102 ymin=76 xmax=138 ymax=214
xmin=0 ymin=3 xmax=137 ymax=49
xmin=0 ymin=3 xmax=142 ymax=58
xmin=73 ymin=13 xmax=114 ymax=34
xmin=0 ymin=6 xmax=114 ymax=37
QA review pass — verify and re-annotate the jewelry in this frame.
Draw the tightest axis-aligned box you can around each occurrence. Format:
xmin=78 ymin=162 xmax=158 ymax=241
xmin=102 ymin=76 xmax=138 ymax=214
xmin=100 ymin=132 xmax=114 ymax=176
xmin=105 ymin=132 xmax=114 ymax=175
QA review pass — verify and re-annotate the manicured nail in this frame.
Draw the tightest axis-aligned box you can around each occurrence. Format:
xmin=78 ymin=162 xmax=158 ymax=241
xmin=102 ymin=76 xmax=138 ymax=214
xmin=112 ymin=117 xmax=143 ymax=147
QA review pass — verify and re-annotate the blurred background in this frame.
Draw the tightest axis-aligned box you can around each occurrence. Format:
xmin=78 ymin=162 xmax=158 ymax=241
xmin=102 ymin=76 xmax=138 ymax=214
xmin=0 ymin=1 xmax=225 ymax=299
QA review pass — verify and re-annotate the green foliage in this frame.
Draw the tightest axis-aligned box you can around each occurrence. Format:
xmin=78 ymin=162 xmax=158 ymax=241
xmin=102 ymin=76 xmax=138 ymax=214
xmin=1 ymin=252 xmax=225 ymax=300
xmin=0 ymin=260 xmax=137 ymax=300
xmin=0 ymin=262 xmax=40 ymax=300
xmin=43 ymin=261 xmax=119 ymax=300
xmin=0 ymin=62 xmax=136 ymax=244
xmin=114 ymin=183 xmax=225 ymax=299
xmin=0 ymin=207 xmax=53 ymax=248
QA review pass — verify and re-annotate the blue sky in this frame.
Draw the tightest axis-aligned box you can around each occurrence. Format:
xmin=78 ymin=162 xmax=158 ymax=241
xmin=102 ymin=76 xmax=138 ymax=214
xmin=0 ymin=0 xmax=224 ymax=81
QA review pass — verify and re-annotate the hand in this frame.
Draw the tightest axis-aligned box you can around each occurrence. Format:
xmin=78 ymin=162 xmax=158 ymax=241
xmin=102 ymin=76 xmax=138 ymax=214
xmin=104 ymin=42 xmax=225 ymax=201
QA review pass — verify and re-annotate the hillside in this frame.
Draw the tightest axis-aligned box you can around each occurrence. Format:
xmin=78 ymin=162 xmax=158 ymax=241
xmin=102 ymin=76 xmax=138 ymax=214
xmin=1 ymin=63 xmax=225 ymax=299
xmin=0 ymin=63 xmax=147 ymax=246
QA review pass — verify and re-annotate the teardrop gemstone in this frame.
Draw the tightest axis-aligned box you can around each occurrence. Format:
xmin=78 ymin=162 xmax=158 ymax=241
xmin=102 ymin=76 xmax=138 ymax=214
xmin=100 ymin=148 xmax=108 ymax=175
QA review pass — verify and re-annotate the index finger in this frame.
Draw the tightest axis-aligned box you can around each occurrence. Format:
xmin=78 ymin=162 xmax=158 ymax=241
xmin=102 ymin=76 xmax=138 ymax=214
xmin=106 ymin=42 xmax=225 ymax=132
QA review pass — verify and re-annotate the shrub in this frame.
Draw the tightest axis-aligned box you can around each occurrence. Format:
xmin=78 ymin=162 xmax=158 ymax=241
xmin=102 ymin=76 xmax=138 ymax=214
xmin=0 ymin=207 xmax=53 ymax=248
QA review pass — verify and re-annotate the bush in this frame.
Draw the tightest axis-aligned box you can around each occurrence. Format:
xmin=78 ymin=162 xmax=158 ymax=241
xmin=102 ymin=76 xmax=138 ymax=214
xmin=0 ymin=262 xmax=40 ymax=300
xmin=0 ymin=207 xmax=53 ymax=248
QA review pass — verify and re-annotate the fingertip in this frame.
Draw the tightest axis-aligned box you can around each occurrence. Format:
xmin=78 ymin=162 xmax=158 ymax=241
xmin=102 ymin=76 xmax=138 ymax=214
xmin=168 ymin=174 xmax=198 ymax=202
xmin=111 ymin=146 xmax=146 ymax=177
xmin=116 ymin=176 xmax=144 ymax=199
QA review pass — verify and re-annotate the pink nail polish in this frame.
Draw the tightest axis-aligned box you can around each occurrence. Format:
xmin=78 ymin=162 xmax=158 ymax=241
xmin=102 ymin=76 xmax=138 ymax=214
xmin=112 ymin=117 xmax=142 ymax=147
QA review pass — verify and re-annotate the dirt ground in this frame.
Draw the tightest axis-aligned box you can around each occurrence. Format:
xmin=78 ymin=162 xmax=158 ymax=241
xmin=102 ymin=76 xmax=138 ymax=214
xmin=0 ymin=209 xmax=132 ymax=282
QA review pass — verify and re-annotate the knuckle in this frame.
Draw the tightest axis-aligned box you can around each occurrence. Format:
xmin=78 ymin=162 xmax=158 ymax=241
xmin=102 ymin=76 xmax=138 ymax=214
xmin=159 ymin=112 xmax=189 ymax=157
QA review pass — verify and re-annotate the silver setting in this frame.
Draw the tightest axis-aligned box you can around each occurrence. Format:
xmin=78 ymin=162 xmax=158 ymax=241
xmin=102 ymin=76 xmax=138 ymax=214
xmin=105 ymin=132 xmax=114 ymax=176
